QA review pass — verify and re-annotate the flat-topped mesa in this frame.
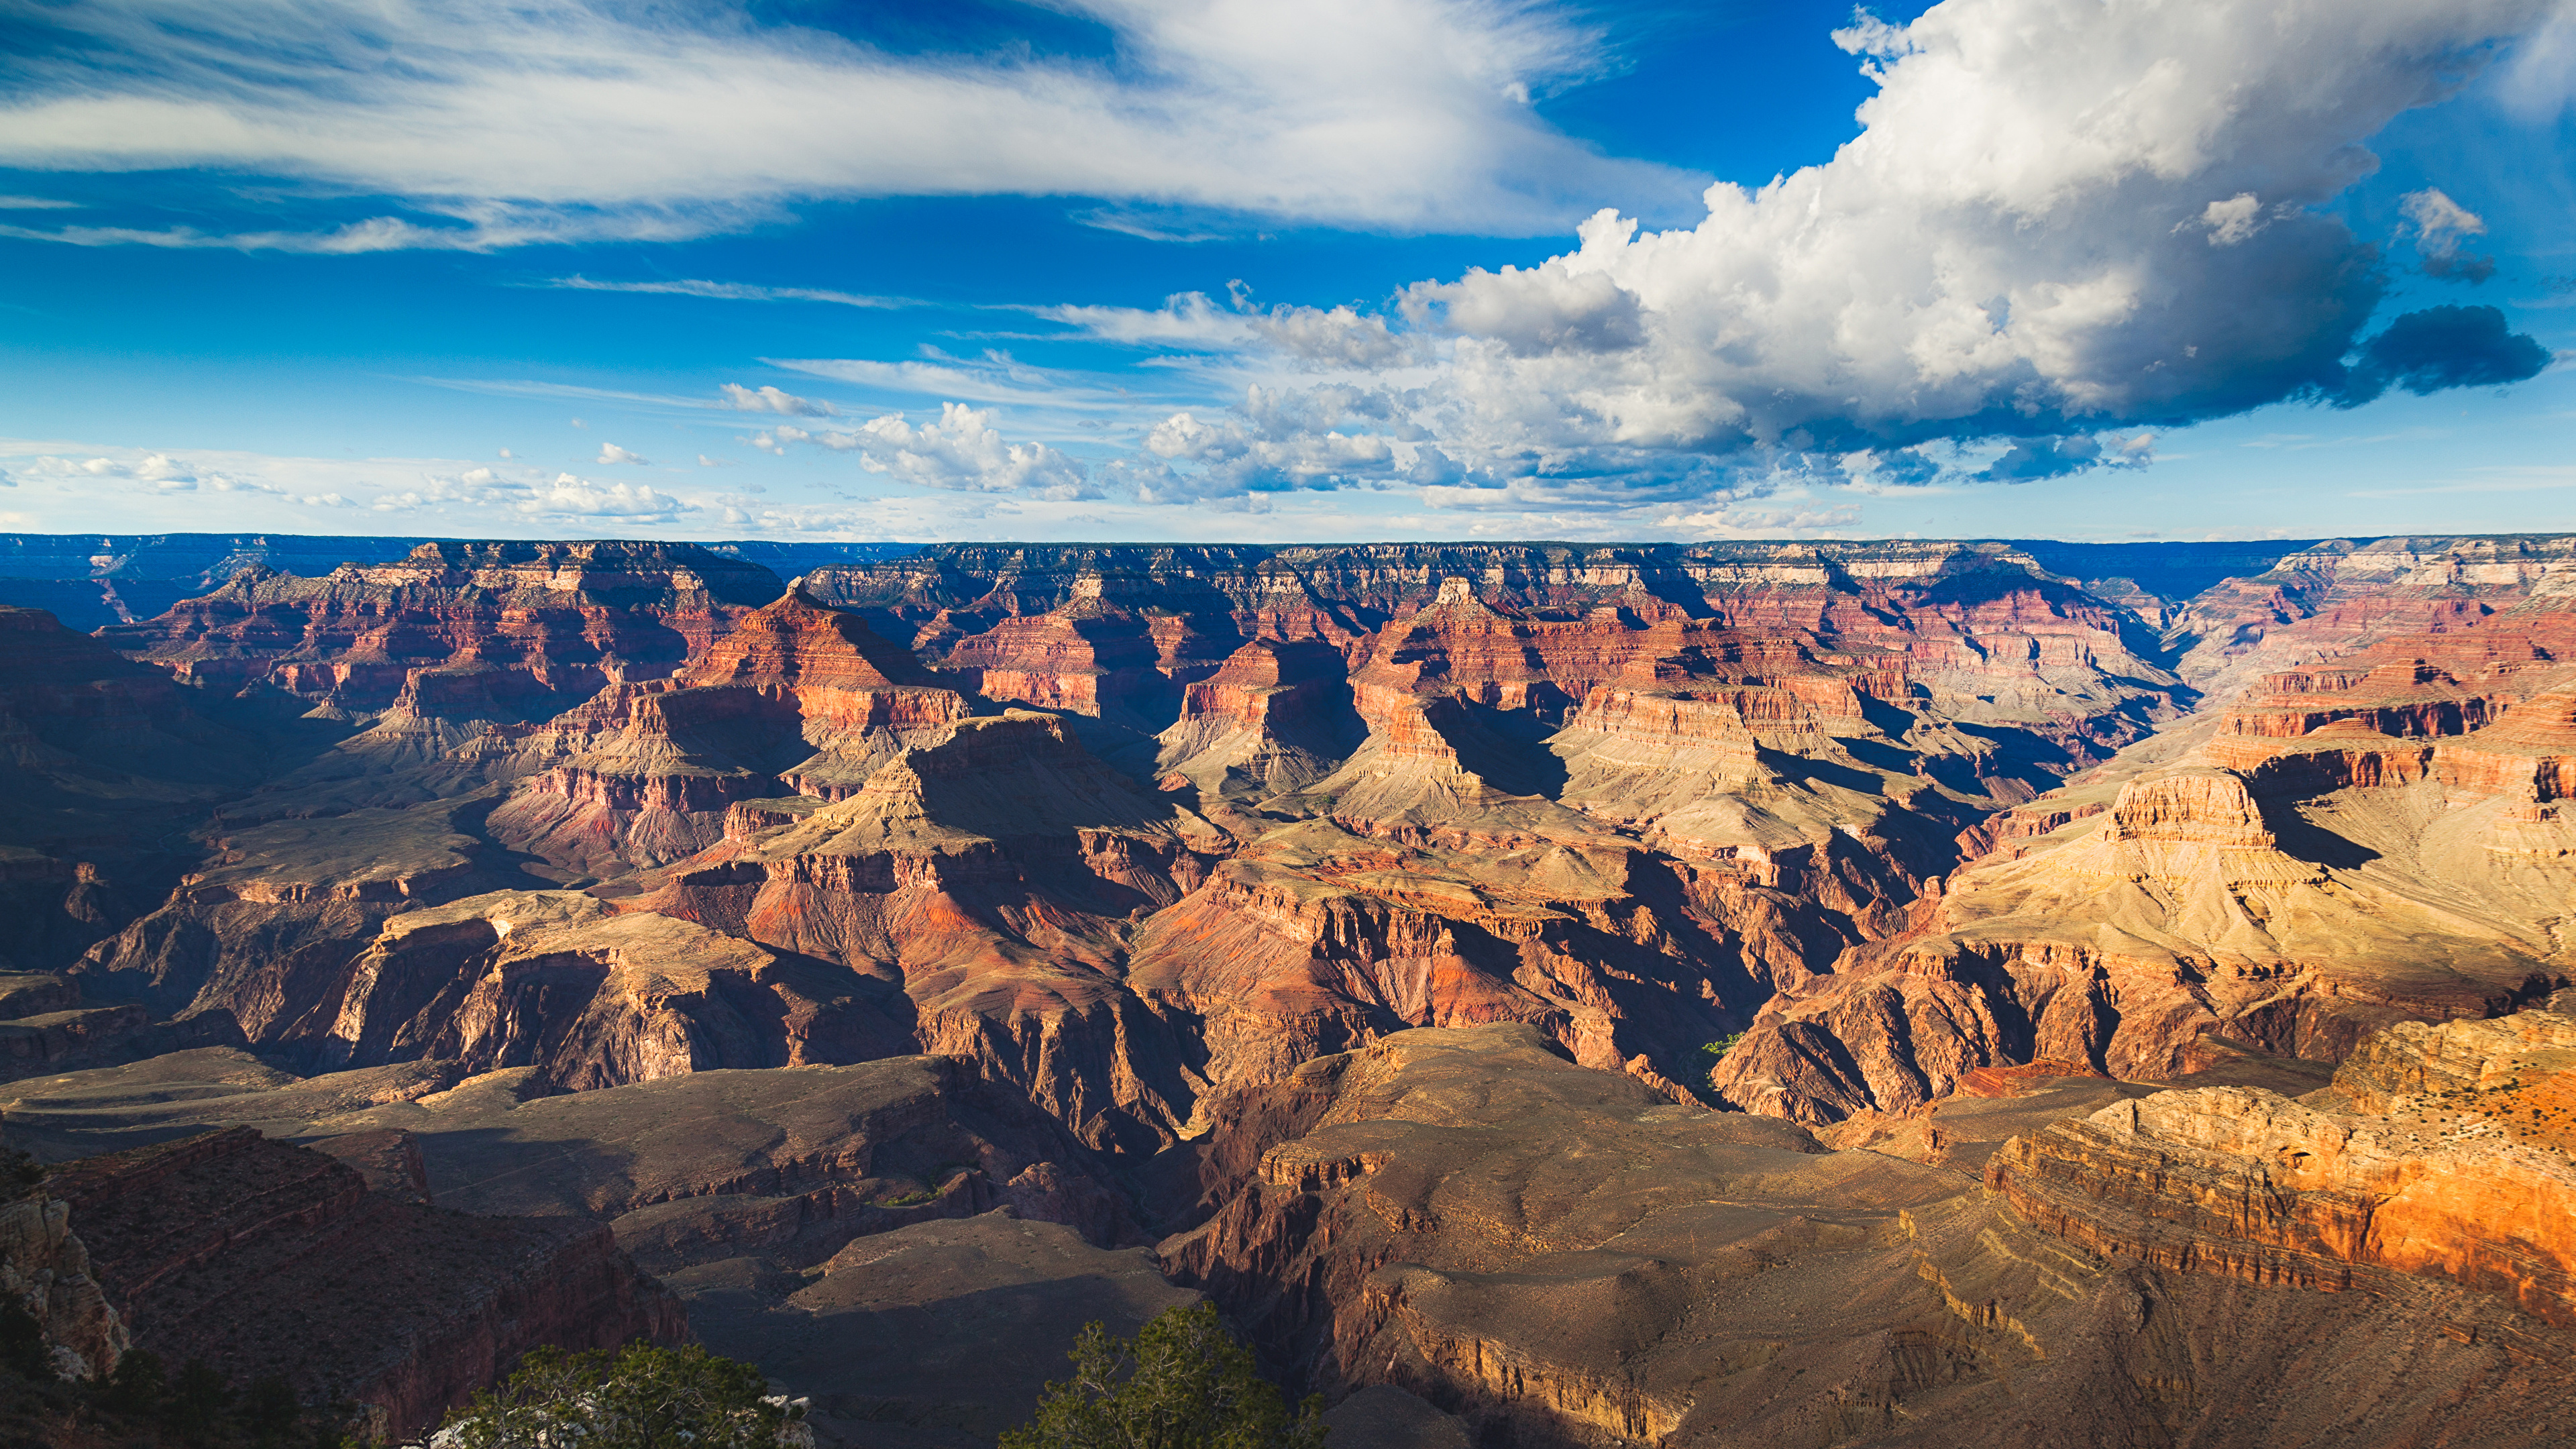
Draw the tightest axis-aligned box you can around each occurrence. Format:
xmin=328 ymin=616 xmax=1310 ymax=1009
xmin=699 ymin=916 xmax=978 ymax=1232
xmin=1991 ymin=1005 xmax=2576 ymax=1327
xmin=101 ymin=540 xmax=784 ymax=718
xmin=2220 ymin=659 xmax=2502 ymax=740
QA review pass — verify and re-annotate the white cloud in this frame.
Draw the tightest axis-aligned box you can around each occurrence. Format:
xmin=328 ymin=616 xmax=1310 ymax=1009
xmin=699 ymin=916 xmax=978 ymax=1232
xmin=1253 ymin=0 xmax=2567 ymax=510
xmin=0 ymin=195 xmax=78 ymax=210
xmin=551 ymin=276 xmax=906 ymax=308
xmin=718 ymin=383 xmax=836 ymax=417
xmin=594 ymin=442 xmax=648 ymax=465
xmin=519 ymin=472 xmax=690 ymax=520
xmin=2400 ymin=186 xmax=2498 ymax=282
xmin=774 ymin=354 xmax=1130 ymax=411
xmin=769 ymin=425 xmax=863 ymax=452
xmin=0 ymin=0 xmax=1698 ymax=244
xmin=1248 ymin=304 xmax=1409 ymax=368
xmin=1034 ymin=292 xmax=1248 ymax=347
xmin=857 ymin=403 xmax=1096 ymax=500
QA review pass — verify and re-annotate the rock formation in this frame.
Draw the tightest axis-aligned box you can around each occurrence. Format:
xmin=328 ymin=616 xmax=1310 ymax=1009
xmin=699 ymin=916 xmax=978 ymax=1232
xmin=1715 ymin=584 xmax=2576 ymax=1126
xmin=0 ymin=1174 xmax=127 ymax=1381
xmin=1992 ymin=1003 xmax=2576 ymax=1329
xmin=50 ymin=1124 xmax=684 ymax=1438
xmin=1161 ymin=1022 xmax=2576 ymax=1448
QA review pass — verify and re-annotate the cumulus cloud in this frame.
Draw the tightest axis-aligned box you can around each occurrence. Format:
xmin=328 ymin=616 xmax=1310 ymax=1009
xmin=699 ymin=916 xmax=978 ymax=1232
xmin=719 ymin=383 xmax=837 ymax=417
xmin=856 ymin=404 xmax=1096 ymax=500
xmin=594 ymin=442 xmax=649 ymax=465
xmin=1248 ymin=304 xmax=1411 ymax=368
xmin=770 ymin=425 xmax=863 ymax=451
xmin=2400 ymin=188 xmax=2498 ymax=283
xmin=1331 ymin=0 xmax=2562 ymax=500
xmin=519 ymin=472 xmax=689 ymax=519
xmin=23 ymin=452 xmax=205 ymax=488
xmin=1403 ymin=259 xmax=1644 ymax=356
xmin=0 ymin=0 xmax=1697 ymax=244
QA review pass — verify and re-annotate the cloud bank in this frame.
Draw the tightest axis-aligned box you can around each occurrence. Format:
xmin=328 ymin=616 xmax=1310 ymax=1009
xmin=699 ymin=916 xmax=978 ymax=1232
xmin=0 ymin=0 xmax=1697 ymax=244
xmin=1069 ymin=0 xmax=2563 ymax=513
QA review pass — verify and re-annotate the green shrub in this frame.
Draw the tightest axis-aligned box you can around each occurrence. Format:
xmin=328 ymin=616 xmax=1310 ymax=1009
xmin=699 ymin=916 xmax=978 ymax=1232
xmin=99 ymin=1348 xmax=164 ymax=1417
xmin=437 ymin=1342 xmax=800 ymax=1449
xmin=1001 ymin=1302 xmax=1326 ymax=1449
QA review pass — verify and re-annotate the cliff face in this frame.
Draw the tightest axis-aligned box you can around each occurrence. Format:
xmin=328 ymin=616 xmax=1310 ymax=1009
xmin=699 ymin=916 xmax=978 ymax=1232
xmin=2166 ymin=533 xmax=2576 ymax=698
xmin=27 ymin=539 xmax=2222 ymax=1159
xmin=59 ymin=535 xmax=2576 ymax=1164
xmin=0 ymin=606 xmax=266 ymax=974
xmin=1991 ymin=1004 xmax=2576 ymax=1327
xmin=0 ymin=1186 xmax=127 ymax=1380
xmin=51 ymin=1125 xmax=684 ymax=1438
xmin=318 ymin=890 xmax=916 ymax=1089
xmin=1715 ymin=584 xmax=2576 ymax=1128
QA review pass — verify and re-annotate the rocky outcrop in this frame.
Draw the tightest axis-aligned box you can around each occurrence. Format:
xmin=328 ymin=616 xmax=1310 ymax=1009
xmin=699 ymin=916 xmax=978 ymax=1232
xmin=2168 ymin=534 xmax=2576 ymax=698
xmin=1992 ymin=1004 xmax=2576 ymax=1327
xmin=0 ymin=1182 xmax=127 ymax=1380
xmin=70 ymin=800 xmax=516 ymax=1059
xmin=52 ymin=1125 xmax=684 ymax=1438
xmin=635 ymin=712 xmax=1218 ymax=1153
xmin=1715 ymin=592 xmax=2576 ymax=1128
xmin=318 ymin=890 xmax=915 ymax=1089
xmin=486 ymin=590 xmax=975 ymax=877
xmin=1163 ymin=1022 xmax=2576 ymax=1448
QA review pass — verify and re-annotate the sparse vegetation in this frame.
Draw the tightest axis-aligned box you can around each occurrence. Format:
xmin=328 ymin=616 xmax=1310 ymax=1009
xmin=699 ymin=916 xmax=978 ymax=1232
xmin=435 ymin=1342 xmax=802 ymax=1449
xmin=1002 ymin=1302 xmax=1326 ymax=1449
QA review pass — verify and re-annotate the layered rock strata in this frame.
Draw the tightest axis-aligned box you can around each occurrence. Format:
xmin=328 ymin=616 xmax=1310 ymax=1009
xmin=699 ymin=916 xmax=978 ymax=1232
xmin=100 ymin=539 xmax=782 ymax=719
xmin=1992 ymin=1005 xmax=2576 ymax=1328
xmin=1715 ymin=596 xmax=2576 ymax=1126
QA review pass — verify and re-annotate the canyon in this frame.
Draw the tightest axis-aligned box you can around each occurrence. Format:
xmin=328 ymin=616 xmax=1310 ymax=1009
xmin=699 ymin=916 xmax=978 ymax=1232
xmin=0 ymin=531 xmax=2569 ymax=1444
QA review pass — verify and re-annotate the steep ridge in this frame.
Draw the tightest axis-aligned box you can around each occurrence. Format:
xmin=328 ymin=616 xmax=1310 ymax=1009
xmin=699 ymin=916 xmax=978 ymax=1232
xmin=633 ymin=710 xmax=1222 ymax=1152
xmin=1716 ymin=590 xmax=2576 ymax=1127
xmin=1161 ymin=1023 xmax=2576 ymax=1448
xmin=0 ymin=606 xmax=268 ymax=973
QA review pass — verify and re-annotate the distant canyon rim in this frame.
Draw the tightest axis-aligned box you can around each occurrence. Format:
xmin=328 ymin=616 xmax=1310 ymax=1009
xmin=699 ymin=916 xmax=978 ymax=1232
xmin=0 ymin=531 xmax=2571 ymax=1447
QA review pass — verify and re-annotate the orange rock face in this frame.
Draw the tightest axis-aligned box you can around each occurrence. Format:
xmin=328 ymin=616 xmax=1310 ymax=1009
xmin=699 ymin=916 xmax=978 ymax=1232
xmin=1991 ymin=1003 xmax=2576 ymax=1326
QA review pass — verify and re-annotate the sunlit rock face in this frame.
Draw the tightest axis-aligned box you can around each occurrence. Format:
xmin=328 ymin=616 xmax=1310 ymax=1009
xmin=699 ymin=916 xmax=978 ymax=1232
xmin=1991 ymin=1002 xmax=2576 ymax=1327
xmin=1713 ymin=555 xmax=2576 ymax=1130
xmin=34 ymin=533 xmax=2576 ymax=1166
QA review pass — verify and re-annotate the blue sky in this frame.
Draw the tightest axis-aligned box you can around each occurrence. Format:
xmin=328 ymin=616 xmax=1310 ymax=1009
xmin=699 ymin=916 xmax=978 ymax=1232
xmin=1 ymin=0 xmax=2573 ymax=543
